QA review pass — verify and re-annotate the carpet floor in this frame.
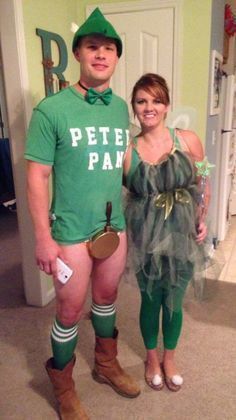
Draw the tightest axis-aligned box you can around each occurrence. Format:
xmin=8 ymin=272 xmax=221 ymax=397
xmin=0 ymin=207 xmax=236 ymax=420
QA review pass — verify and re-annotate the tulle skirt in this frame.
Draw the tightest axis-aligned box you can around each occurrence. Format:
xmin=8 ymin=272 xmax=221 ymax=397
xmin=124 ymin=190 xmax=210 ymax=313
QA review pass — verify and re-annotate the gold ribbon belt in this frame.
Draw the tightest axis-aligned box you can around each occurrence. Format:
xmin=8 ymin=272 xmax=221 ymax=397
xmin=155 ymin=188 xmax=190 ymax=220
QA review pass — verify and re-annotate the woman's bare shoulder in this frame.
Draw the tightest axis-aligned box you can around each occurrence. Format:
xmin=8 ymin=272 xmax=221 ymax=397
xmin=176 ymin=128 xmax=204 ymax=161
xmin=177 ymin=128 xmax=199 ymax=142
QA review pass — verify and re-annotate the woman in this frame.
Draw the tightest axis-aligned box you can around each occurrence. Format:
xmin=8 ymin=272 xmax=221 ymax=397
xmin=123 ymin=73 xmax=210 ymax=392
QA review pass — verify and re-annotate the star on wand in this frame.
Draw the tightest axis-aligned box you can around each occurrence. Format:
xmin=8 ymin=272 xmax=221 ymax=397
xmin=195 ymin=156 xmax=215 ymax=177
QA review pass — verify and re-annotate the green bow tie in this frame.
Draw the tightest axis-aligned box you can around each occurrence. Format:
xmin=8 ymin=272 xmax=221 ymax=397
xmin=86 ymin=87 xmax=112 ymax=105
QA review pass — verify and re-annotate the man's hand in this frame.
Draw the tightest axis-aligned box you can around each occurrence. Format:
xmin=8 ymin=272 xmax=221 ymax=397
xmin=35 ymin=236 xmax=62 ymax=278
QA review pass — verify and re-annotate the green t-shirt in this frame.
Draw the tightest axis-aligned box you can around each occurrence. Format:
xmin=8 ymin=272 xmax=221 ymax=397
xmin=25 ymin=86 xmax=129 ymax=244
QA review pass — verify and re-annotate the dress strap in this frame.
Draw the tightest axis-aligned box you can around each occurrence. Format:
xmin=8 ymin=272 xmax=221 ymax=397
xmin=132 ymin=136 xmax=138 ymax=146
xmin=168 ymin=127 xmax=182 ymax=150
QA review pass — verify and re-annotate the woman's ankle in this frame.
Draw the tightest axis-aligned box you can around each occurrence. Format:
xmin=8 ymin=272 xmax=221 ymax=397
xmin=145 ymin=349 xmax=161 ymax=375
xmin=163 ymin=350 xmax=179 ymax=376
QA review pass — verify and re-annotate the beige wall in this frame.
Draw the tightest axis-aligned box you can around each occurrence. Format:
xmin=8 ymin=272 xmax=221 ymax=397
xmin=22 ymin=0 xmax=79 ymax=106
xmin=181 ymin=0 xmax=212 ymax=140
xmin=22 ymin=0 xmax=130 ymax=107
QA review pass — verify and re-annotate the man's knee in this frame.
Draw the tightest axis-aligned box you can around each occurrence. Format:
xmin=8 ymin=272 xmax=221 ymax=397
xmin=93 ymin=288 xmax=118 ymax=305
xmin=57 ymin=302 xmax=84 ymax=326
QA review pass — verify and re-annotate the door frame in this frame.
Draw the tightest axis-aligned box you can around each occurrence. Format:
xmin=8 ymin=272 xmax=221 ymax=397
xmin=87 ymin=0 xmax=183 ymax=109
xmin=0 ymin=0 xmax=55 ymax=306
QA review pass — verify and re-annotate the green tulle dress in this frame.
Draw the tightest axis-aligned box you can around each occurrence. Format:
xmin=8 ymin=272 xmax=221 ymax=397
xmin=124 ymin=128 xmax=207 ymax=313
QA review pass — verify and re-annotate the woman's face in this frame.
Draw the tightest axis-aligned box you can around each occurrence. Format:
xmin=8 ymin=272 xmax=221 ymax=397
xmin=133 ymin=89 xmax=169 ymax=129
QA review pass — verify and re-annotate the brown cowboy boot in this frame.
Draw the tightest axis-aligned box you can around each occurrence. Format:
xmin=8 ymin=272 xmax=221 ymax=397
xmin=45 ymin=355 xmax=89 ymax=420
xmin=92 ymin=328 xmax=140 ymax=398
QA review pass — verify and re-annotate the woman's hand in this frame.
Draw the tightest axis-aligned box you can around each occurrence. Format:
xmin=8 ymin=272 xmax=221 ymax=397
xmin=196 ymin=221 xmax=207 ymax=243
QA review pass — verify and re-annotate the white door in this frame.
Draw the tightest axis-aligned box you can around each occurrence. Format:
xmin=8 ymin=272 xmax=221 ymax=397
xmin=217 ymin=75 xmax=236 ymax=240
xmin=88 ymin=1 xmax=181 ymax=121
xmin=107 ymin=9 xmax=174 ymax=107
xmin=229 ymin=83 xmax=236 ymax=215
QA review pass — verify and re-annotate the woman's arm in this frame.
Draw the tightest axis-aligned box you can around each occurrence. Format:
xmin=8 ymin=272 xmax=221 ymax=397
xmin=178 ymin=130 xmax=211 ymax=243
xmin=123 ymin=143 xmax=133 ymax=177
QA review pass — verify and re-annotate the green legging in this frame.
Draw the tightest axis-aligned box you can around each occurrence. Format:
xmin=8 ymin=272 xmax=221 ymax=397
xmin=137 ymin=260 xmax=192 ymax=350
xmin=139 ymin=288 xmax=183 ymax=350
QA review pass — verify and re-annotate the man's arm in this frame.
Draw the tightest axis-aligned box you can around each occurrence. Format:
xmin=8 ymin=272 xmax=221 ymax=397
xmin=26 ymin=161 xmax=61 ymax=276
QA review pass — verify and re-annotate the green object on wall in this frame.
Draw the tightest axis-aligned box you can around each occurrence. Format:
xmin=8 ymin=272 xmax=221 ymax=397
xmin=36 ymin=28 xmax=68 ymax=96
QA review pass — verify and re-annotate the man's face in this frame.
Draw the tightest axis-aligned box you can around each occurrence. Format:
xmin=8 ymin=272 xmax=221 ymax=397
xmin=74 ymin=35 xmax=119 ymax=87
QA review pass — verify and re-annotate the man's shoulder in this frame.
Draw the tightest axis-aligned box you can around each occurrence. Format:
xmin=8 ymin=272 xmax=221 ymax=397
xmin=112 ymin=92 xmax=128 ymax=109
xmin=35 ymin=87 xmax=75 ymax=112
xmin=112 ymin=92 xmax=126 ymax=103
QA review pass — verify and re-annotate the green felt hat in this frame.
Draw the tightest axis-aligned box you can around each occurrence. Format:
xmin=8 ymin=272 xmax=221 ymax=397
xmin=72 ymin=7 xmax=122 ymax=57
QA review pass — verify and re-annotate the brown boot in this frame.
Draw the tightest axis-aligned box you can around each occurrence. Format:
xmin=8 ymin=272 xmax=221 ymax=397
xmin=92 ymin=328 xmax=140 ymax=398
xmin=45 ymin=356 xmax=89 ymax=420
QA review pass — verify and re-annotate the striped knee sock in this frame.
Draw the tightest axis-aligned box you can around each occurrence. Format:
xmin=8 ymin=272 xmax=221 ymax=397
xmin=51 ymin=318 xmax=78 ymax=370
xmin=91 ymin=302 xmax=116 ymax=338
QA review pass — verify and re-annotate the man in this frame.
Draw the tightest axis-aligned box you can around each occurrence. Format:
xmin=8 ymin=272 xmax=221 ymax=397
xmin=25 ymin=8 xmax=140 ymax=420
